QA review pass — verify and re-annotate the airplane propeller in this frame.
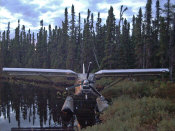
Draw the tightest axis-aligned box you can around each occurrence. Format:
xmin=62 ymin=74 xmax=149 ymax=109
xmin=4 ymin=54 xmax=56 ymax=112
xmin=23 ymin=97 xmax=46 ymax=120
xmin=65 ymin=62 xmax=105 ymax=98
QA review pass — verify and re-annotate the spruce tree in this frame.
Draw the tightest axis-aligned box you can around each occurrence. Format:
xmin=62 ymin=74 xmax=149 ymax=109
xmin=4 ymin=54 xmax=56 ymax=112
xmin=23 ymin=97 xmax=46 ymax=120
xmin=118 ymin=19 xmax=135 ymax=68
xmin=163 ymin=0 xmax=175 ymax=70
xmin=36 ymin=20 xmax=47 ymax=68
xmin=43 ymin=27 xmax=48 ymax=68
xmin=1 ymin=31 xmax=5 ymax=67
xmin=26 ymin=29 xmax=33 ymax=67
xmin=29 ymin=32 xmax=36 ymax=67
xmin=66 ymin=5 xmax=76 ymax=70
xmin=1 ymin=22 xmax=11 ymax=67
xmin=101 ymin=6 xmax=116 ymax=69
xmin=82 ymin=9 xmax=94 ymax=69
xmin=145 ymin=0 xmax=153 ymax=68
xmin=58 ymin=8 xmax=68 ymax=68
xmin=120 ymin=19 xmax=129 ymax=68
xmin=11 ymin=20 xmax=21 ymax=67
xmin=6 ymin=22 xmax=10 ymax=67
xmin=158 ymin=17 xmax=168 ymax=68
xmin=50 ymin=27 xmax=57 ymax=68
xmin=95 ymin=12 xmax=105 ymax=67
xmin=36 ymin=20 xmax=43 ymax=67
xmin=135 ymin=8 xmax=144 ymax=68
xmin=48 ymin=24 xmax=52 ymax=68
xmin=90 ymin=13 xmax=99 ymax=69
xmin=156 ymin=0 xmax=160 ymax=33
xmin=21 ymin=25 xmax=27 ymax=66
xmin=77 ymin=13 xmax=82 ymax=72
xmin=152 ymin=0 xmax=160 ymax=68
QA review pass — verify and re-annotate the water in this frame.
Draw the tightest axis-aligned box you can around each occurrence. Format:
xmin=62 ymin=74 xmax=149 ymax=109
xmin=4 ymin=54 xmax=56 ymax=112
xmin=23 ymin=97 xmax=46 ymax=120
xmin=0 ymin=81 xmax=65 ymax=131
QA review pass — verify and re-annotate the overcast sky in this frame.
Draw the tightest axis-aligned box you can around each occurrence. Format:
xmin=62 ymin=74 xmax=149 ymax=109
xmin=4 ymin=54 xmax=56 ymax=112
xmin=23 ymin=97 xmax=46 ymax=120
xmin=0 ymin=0 xmax=174 ymax=34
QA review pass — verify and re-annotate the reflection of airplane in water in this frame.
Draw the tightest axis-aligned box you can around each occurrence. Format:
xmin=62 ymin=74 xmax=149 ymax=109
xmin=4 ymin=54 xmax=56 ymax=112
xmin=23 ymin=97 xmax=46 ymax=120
xmin=2 ymin=62 xmax=169 ymax=130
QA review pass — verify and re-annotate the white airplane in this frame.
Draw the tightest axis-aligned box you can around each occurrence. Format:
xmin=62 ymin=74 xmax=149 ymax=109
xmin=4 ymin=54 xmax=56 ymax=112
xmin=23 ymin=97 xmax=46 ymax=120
xmin=2 ymin=63 xmax=169 ymax=127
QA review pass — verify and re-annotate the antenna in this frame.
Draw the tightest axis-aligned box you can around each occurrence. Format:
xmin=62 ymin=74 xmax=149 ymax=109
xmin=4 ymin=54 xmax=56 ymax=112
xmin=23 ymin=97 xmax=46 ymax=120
xmin=83 ymin=63 xmax=85 ymax=74
xmin=87 ymin=62 xmax=92 ymax=79
xmin=93 ymin=47 xmax=100 ymax=69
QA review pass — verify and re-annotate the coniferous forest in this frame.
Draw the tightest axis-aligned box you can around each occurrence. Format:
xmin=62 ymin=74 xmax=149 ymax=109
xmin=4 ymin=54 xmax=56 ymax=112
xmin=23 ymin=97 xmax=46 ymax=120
xmin=0 ymin=0 xmax=175 ymax=78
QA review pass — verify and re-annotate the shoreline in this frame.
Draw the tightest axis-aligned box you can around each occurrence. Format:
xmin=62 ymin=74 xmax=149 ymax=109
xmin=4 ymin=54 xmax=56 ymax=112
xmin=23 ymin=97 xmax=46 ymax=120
xmin=0 ymin=75 xmax=75 ymax=89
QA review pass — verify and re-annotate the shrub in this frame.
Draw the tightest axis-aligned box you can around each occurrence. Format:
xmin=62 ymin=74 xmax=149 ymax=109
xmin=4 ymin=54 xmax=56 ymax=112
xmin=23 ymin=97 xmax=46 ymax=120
xmin=84 ymin=80 xmax=175 ymax=131
xmin=102 ymin=80 xmax=155 ymax=99
xmin=157 ymin=119 xmax=175 ymax=131
xmin=83 ymin=96 xmax=175 ymax=131
xmin=139 ymin=97 xmax=175 ymax=126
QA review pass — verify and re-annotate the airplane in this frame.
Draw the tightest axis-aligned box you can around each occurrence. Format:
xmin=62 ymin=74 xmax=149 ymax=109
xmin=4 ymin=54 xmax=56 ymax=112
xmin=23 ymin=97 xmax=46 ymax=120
xmin=2 ymin=62 xmax=169 ymax=128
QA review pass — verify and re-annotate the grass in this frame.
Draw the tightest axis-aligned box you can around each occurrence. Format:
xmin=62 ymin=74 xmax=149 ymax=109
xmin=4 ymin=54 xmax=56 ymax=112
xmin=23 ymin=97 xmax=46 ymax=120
xmin=84 ymin=79 xmax=175 ymax=131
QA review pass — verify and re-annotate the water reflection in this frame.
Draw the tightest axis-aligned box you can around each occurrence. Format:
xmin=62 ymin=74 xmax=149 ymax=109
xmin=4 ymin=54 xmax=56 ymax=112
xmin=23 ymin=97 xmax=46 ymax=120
xmin=0 ymin=81 xmax=64 ymax=131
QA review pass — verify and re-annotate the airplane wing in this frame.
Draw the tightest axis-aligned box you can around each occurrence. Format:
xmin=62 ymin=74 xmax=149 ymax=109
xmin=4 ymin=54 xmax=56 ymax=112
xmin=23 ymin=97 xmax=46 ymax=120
xmin=95 ymin=68 xmax=169 ymax=77
xmin=2 ymin=68 xmax=78 ymax=77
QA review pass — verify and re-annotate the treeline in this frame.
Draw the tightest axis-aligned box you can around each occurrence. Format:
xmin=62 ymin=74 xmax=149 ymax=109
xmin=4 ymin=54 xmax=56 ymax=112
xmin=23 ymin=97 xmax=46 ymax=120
xmin=0 ymin=0 xmax=175 ymax=75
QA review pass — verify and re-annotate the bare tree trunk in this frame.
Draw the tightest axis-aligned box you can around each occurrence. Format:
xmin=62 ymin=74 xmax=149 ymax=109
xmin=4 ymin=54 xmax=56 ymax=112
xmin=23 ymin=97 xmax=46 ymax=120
xmin=118 ymin=5 xmax=127 ymax=45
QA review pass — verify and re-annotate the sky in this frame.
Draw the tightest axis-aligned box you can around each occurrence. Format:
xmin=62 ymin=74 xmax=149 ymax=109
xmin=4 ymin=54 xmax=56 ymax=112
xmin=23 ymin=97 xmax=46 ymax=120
xmin=0 ymin=0 xmax=174 ymax=35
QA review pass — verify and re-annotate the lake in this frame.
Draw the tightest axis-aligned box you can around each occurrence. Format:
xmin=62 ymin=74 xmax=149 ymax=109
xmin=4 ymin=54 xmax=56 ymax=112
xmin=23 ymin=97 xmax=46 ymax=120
xmin=0 ymin=81 xmax=65 ymax=131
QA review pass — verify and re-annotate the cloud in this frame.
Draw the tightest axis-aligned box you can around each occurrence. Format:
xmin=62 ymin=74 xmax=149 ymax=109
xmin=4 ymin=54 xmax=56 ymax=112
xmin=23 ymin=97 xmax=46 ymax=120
xmin=0 ymin=7 xmax=22 ymax=30
xmin=1 ymin=0 xmax=174 ymax=36
xmin=0 ymin=0 xmax=146 ymax=34
xmin=97 ymin=0 xmax=146 ymax=19
xmin=0 ymin=0 xmax=41 ymax=32
xmin=61 ymin=0 xmax=89 ymax=13
xmin=1 ymin=0 xmax=40 ymax=20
